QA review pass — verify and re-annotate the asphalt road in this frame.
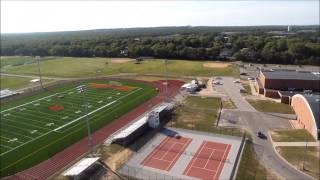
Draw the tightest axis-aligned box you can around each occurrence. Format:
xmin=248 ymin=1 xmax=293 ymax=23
xmin=217 ymin=77 xmax=313 ymax=180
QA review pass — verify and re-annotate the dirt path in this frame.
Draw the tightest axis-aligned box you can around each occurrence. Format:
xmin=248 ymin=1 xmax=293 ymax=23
xmin=203 ymin=62 xmax=231 ymax=68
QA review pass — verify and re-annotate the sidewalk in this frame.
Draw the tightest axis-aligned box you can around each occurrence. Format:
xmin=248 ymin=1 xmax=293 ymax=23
xmin=273 ymin=141 xmax=320 ymax=147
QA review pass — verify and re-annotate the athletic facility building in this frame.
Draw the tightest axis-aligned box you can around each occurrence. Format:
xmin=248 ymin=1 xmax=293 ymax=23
xmin=291 ymin=94 xmax=320 ymax=140
xmin=255 ymin=69 xmax=320 ymax=102
xmin=105 ymin=103 xmax=174 ymax=146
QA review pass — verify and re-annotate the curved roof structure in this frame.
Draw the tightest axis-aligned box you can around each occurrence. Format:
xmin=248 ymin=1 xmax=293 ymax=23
xmin=302 ymin=94 xmax=320 ymax=128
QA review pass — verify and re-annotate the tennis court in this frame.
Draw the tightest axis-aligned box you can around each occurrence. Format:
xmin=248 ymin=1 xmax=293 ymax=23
xmin=183 ymin=141 xmax=231 ymax=180
xmin=141 ymin=136 xmax=192 ymax=171
xmin=119 ymin=128 xmax=243 ymax=180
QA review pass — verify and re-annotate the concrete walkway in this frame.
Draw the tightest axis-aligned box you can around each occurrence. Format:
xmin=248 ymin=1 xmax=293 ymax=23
xmin=273 ymin=141 xmax=320 ymax=147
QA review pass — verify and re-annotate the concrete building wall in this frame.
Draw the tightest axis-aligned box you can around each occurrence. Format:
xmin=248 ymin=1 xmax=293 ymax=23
xmin=264 ymin=79 xmax=320 ymax=91
xmin=258 ymin=71 xmax=266 ymax=87
xmin=264 ymin=89 xmax=280 ymax=98
xmin=256 ymin=73 xmax=265 ymax=94
xmin=280 ymin=96 xmax=290 ymax=104
xmin=291 ymin=95 xmax=319 ymax=140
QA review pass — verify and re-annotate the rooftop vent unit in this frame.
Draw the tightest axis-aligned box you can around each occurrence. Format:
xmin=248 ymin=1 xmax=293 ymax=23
xmin=303 ymin=90 xmax=313 ymax=94
xmin=297 ymin=70 xmax=311 ymax=73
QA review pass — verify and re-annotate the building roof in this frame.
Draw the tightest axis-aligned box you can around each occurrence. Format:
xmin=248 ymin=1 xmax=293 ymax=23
xmin=302 ymin=94 xmax=320 ymax=128
xmin=261 ymin=69 xmax=320 ymax=80
xmin=279 ymin=91 xmax=319 ymax=98
xmin=63 ymin=157 xmax=100 ymax=176
xmin=108 ymin=103 xmax=171 ymax=140
xmin=0 ymin=89 xmax=18 ymax=99
xmin=112 ymin=115 xmax=148 ymax=140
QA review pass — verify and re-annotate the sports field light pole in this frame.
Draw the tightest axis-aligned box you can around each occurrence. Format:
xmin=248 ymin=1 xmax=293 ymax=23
xmin=164 ymin=59 xmax=168 ymax=102
xmin=36 ymin=56 xmax=45 ymax=90
xmin=81 ymin=85 xmax=93 ymax=152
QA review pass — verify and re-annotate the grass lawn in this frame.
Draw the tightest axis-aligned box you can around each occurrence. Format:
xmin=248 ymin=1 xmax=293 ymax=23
xmin=247 ymin=99 xmax=295 ymax=114
xmin=276 ymin=146 xmax=320 ymax=179
xmin=1 ymin=57 xmax=239 ymax=77
xmin=1 ymin=76 xmax=33 ymax=90
xmin=236 ymin=139 xmax=277 ymax=180
xmin=222 ymin=98 xmax=237 ymax=109
xmin=170 ymin=96 xmax=243 ymax=136
xmin=0 ymin=79 xmax=156 ymax=177
xmin=1 ymin=76 xmax=55 ymax=90
xmin=120 ymin=75 xmax=188 ymax=82
xmin=271 ymin=129 xmax=316 ymax=142
xmin=240 ymin=81 xmax=252 ymax=95
xmin=0 ymin=56 xmax=56 ymax=68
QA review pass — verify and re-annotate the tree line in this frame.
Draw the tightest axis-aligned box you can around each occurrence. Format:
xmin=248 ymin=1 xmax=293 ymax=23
xmin=1 ymin=26 xmax=319 ymax=65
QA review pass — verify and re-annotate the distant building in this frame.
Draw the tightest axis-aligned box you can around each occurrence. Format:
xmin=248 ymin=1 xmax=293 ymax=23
xmin=267 ymin=31 xmax=296 ymax=36
xmin=120 ymin=49 xmax=128 ymax=56
xmin=291 ymin=94 xmax=320 ymax=140
xmin=255 ymin=69 xmax=320 ymax=100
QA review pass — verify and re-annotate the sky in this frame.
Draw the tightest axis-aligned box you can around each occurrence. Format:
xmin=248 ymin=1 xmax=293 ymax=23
xmin=1 ymin=1 xmax=319 ymax=33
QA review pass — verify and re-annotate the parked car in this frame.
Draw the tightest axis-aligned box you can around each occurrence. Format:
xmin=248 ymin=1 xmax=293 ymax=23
xmin=213 ymin=80 xmax=223 ymax=85
xmin=174 ymin=134 xmax=182 ymax=139
xmin=257 ymin=132 xmax=267 ymax=139
xmin=233 ymin=79 xmax=240 ymax=83
xmin=247 ymin=77 xmax=254 ymax=80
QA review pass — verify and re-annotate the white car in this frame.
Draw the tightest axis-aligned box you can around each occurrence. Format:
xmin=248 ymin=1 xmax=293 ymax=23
xmin=247 ymin=77 xmax=254 ymax=80
xmin=233 ymin=79 xmax=240 ymax=83
xmin=213 ymin=80 xmax=223 ymax=85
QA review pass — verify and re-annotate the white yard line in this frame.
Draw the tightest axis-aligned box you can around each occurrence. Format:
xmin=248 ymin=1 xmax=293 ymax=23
xmin=4 ymin=114 xmax=58 ymax=128
xmin=1 ymin=123 xmax=42 ymax=135
xmin=54 ymin=88 xmax=141 ymax=131
xmin=0 ymin=87 xmax=142 ymax=156
xmin=0 ymin=144 xmax=12 ymax=150
xmin=0 ymin=136 xmax=12 ymax=140
xmin=1 ymin=129 xmax=34 ymax=140
xmin=1 ymin=87 xmax=78 ymax=113
xmin=0 ymin=136 xmax=24 ymax=144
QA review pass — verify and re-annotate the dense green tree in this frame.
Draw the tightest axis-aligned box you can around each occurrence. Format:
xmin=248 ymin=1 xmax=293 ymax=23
xmin=1 ymin=26 xmax=319 ymax=65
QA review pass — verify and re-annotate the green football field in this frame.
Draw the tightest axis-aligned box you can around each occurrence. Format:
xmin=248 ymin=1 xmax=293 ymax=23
xmin=0 ymin=79 xmax=156 ymax=177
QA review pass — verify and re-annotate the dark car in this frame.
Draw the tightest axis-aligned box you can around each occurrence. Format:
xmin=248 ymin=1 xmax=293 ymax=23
xmin=257 ymin=132 xmax=267 ymax=139
xmin=174 ymin=134 xmax=182 ymax=139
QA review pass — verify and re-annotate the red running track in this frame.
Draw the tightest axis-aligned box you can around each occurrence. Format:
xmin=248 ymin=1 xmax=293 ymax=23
xmin=141 ymin=136 xmax=192 ymax=171
xmin=3 ymin=79 xmax=184 ymax=180
xmin=183 ymin=141 xmax=231 ymax=180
